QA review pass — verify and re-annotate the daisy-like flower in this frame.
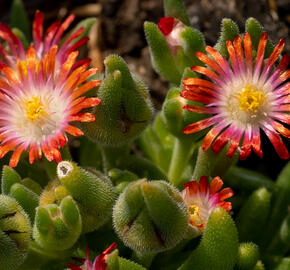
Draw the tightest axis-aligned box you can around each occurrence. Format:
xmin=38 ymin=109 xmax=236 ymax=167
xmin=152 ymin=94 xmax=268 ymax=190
xmin=67 ymin=243 xmax=117 ymax=270
xmin=0 ymin=44 xmax=100 ymax=167
xmin=158 ymin=17 xmax=186 ymax=52
xmin=182 ymin=33 xmax=290 ymax=159
xmin=181 ymin=176 xmax=233 ymax=234
xmin=0 ymin=10 xmax=88 ymax=70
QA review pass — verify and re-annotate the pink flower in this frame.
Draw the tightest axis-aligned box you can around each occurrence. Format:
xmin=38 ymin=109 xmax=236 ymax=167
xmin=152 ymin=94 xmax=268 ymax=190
xmin=0 ymin=45 xmax=100 ymax=167
xmin=0 ymin=10 xmax=89 ymax=70
xmin=67 ymin=243 xmax=117 ymax=270
xmin=181 ymin=33 xmax=290 ymax=159
xmin=158 ymin=17 xmax=186 ymax=52
xmin=181 ymin=176 xmax=233 ymax=234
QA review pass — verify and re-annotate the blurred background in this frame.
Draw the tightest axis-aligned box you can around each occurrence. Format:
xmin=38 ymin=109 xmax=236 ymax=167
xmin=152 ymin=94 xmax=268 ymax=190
xmin=0 ymin=0 xmax=289 ymax=178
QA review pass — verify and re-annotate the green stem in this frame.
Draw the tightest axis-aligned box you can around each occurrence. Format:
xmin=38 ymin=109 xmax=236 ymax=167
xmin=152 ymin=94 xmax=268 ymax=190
xmin=168 ymin=138 xmax=196 ymax=187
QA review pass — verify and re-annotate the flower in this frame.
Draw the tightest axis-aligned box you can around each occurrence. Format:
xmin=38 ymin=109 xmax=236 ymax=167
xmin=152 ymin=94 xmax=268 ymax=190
xmin=181 ymin=33 xmax=290 ymax=159
xmin=158 ymin=17 xmax=185 ymax=52
xmin=181 ymin=176 xmax=233 ymax=234
xmin=67 ymin=243 xmax=117 ymax=270
xmin=0 ymin=10 xmax=89 ymax=70
xmin=0 ymin=45 xmax=100 ymax=167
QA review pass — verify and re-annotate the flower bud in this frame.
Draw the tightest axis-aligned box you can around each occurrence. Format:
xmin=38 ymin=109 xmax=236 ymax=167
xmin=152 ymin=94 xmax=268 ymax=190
xmin=162 ymin=88 xmax=207 ymax=140
xmin=83 ymin=55 xmax=153 ymax=146
xmin=33 ymin=196 xmax=82 ymax=251
xmin=113 ymin=179 xmax=188 ymax=254
xmin=0 ymin=195 xmax=31 ymax=270
xmin=236 ymin=242 xmax=260 ymax=270
xmin=1 ymin=166 xmax=22 ymax=195
xmin=57 ymin=161 xmax=116 ymax=233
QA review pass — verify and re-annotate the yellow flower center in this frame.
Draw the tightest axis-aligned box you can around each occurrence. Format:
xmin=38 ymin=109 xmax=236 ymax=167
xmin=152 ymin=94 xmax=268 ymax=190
xmin=237 ymin=85 xmax=266 ymax=113
xmin=188 ymin=205 xmax=204 ymax=227
xmin=25 ymin=97 xmax=46 ymax=121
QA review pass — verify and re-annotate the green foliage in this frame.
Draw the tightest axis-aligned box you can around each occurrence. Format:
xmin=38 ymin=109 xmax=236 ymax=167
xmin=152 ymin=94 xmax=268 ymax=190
xmin=118 ymin=257 xmax=146 ymax=270
xmin=33 ymin=196 xmax=82 ymax=251
xmin=1 ymin=166 xmax=22 ymax=195
xmin=0 ymin=195 xmax=31 ymax=270
xmin=57 ymin=161 xmax=116 ymax=232
xmin=236 ymin=242 xmax=260 ymax=270
xmin=113 ymin=179 xmax=188 ymax=254
xmin=179 ymin=207 xmax=239 ymax=270
xmin=84 ymin=55 xmax=153 ymax=146
xmin=164 ymin=0 xmax=190 ymax=25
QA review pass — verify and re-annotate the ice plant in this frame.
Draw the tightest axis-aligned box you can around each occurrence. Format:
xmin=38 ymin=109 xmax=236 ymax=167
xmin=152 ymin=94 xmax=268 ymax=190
xmin=181 ymin=176 xmax=233 ymax=234
xmin=0 ymin=45 xmax=100 ymax=167
xmin=0 ymin=10 xmax=89 ymax=70
xmin=158 ymin=17 xmax=185 ymax=51
xmin=67 ymin=243 xmax=117 ymax=270
xmin=182 ymin=33 xmax=290 ymax=159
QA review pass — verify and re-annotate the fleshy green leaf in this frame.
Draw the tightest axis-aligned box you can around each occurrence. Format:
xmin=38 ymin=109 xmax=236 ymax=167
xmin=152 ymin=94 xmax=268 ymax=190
xmin=164 ymin=0 xmax=190 ymax=25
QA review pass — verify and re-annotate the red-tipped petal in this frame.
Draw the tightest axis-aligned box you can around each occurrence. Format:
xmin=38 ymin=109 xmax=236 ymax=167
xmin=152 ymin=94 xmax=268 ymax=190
xmin=199 ymin=176 xmax=209 ymax=194
xmin=65 ymin=125 xmax=84 ymax=137
xmin=9 ymin=144 xmax=25 ymax=167
xmin=183 ymin=116 xmax=218 ymax=134
xmin=158 ymin=17 xmax=175 ymax=36
xmin=218 ymin=187 xmax=234 ymax=201
xmin=210 ymin=176 xmax=223 ymax=195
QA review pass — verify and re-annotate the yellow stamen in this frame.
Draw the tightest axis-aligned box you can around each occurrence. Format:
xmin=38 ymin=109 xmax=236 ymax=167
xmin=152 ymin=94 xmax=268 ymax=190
xmin=25 ymin=97 xmax=46 ymax=121
xmin=237 ymin=85 xmax=267 ymax=113
xmin=188 ymin=204 xmax=204 ymax=227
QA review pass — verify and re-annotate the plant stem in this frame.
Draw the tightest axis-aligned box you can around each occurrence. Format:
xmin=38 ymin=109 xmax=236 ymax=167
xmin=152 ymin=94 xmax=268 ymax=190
xmin=168 ymin=138 xmax=196 ymax=187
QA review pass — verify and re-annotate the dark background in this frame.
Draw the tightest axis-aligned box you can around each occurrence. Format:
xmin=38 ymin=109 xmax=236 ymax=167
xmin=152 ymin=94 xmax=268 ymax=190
xmin=0 ymin=0 xmax=289 ymax=178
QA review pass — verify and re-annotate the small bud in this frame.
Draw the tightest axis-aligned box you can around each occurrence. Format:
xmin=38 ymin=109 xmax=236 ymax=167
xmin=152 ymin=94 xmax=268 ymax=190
xmin=1 ymin=166 xmax=22 ymax=195
xmin=0 ymin=195 xmax=31 ymax=270
xmin=113 ymin=179 xmax=188 ymax=254
xmin=33 ymin=196 xmax=82 ymax=251
xmin=83 ymin=55 xmax=153 ymax=146
xmin=236 ymin=243 xmax=260 ymax=270
xmin=57 ymin=161 xmax=116 ymax=233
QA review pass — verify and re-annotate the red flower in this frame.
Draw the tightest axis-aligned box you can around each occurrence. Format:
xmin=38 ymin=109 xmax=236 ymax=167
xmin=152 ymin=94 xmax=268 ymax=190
xmin=68 ymin=243 xmax=117 ymax=270
xmin=181 ymin=176 xmax=233 ymax=234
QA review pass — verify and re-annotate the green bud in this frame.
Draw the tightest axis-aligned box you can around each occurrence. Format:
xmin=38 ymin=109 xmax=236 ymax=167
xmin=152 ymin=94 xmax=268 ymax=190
xmin=108 ymin=169 xmax=139 ymax=194
xmin=10 ymin=0 xmax=30 ymax=39
xmin=33 ymin=196 xmax=81 ymax=250
xmin=113 ymin=179 xmax=188 ymax=254
xmin=21 ymin=178 xmax=42 ymax=196
xmin=179 ymin=208 xmax=239 ymax=270
xmin=1 ymin=166 xmax=22 ymax=195
xmin=162 ymin=87 xmax=207 ymax=140
xmin=84 ymin=55 xmax=153 ymax=146
xmin=57 ymin=161 xmax=116 ymax=232
xmin=0 ymin=195 xmax=31 ymax=270
xmin=236 ymin=243 xmax=260 ymax=270
xmin=214 ymin=18 xmax=239 ymax=58
xmin=164 ymin=0 xmax=190 ymax=25
xmin=9 ymin=183 xmax=39 ymax=221
xmin=245 ymin=17 xmax=274 ymax=58
xmin=236 ymin=188 xmax=271 ymax=244
xmin=252 ymin=261 xmax=265 ymax=270
xmin=144 ymin=21 xmax=182 ymax=85
xmin=64 ymin=17 xmax=96 ymax=43
xmin=265 ymin=162 xmax=290 ymax=245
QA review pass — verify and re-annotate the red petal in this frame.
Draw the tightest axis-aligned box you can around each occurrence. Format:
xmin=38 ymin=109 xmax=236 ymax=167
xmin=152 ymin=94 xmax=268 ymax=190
xmin=71 ymin=80 xmax=101 ymax=99
xmin=158 ymin=17 xmax=175 ymax=36
xmin=183 ymin=116 xmax=217 ymax=134
xmin=210 ymin=176 xmax=223 ymax=195
xmin=180 ymin=90 xmax=213 ymax=104
xmin=243 ymin=33 xmax=253 ymax=72
xmin=9 ymin=145 xmax=25 ymax=167
xmin=183 ymin=104 xmax=216 ymax=114
xmin=263 ymin=127 xmax=289 ymax=159
xmin=65 ymin=125 xmax=84 ymax=137
xmin=199 ymin=176 xmax=209 ymax=194
xmin=67 ymin=263 xmax=82 ymax=270
xmin=217 ymin=201 xmax=232 ymax=212
xmin=184 ymin=180 xmax=199 ymax=195
xmin=68 ymin=113 xmax=96 ymax=122
xmin=202 ymin=123 xmax=226 ymax=151
xmin=218 ymin=187 xmax=234 ymax=201
xmin=195 ymin=51 xmax=225 ymax=75
xmin=251 ymin=129 xmax=263 ymax=158
xmin=183 ymin=77 xmax=216 ymax=90
xmin=33 ymin=11 xmax=44 ymax=51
